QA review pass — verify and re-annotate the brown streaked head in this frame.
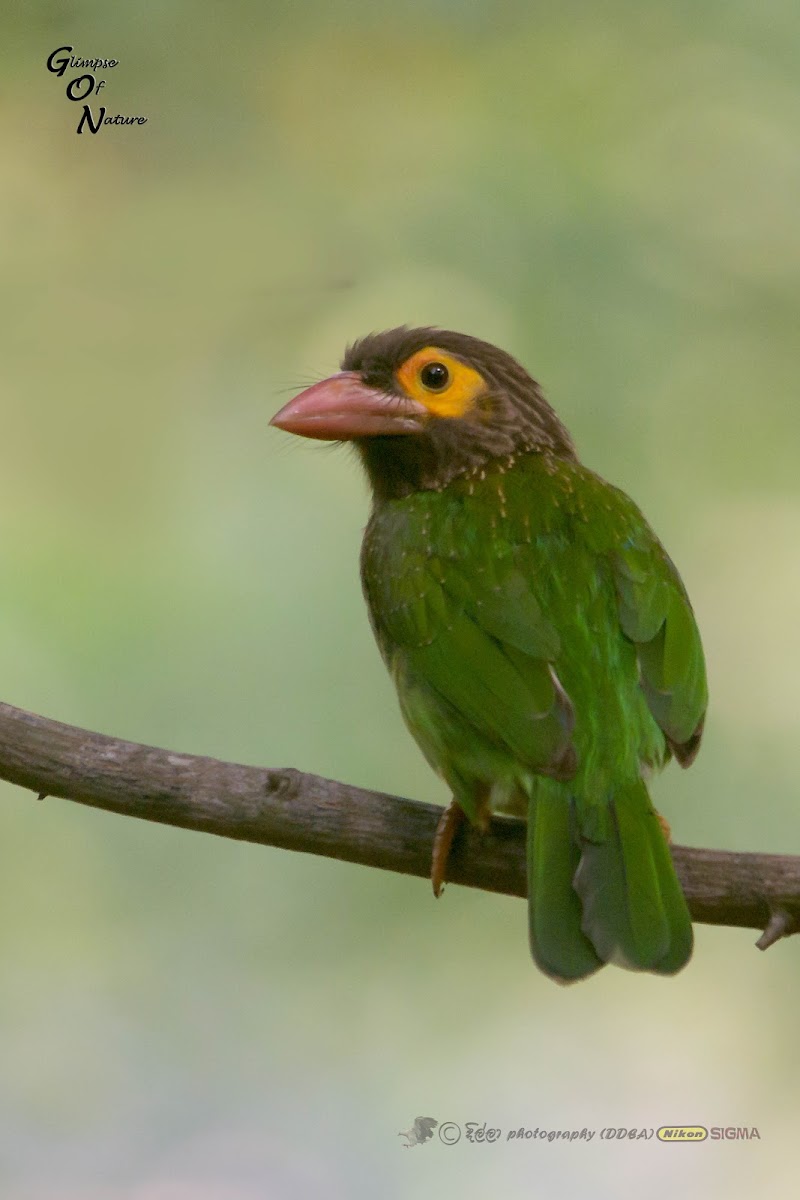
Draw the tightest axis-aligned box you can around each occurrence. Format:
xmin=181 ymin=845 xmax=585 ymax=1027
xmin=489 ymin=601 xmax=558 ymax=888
xmin=271 ymin=326 xmax=577 ymax=499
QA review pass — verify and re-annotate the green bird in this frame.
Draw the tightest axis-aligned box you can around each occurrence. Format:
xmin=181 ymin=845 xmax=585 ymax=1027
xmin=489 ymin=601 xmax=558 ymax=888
xmin=271 ymin=328 xmax=707 ymax=983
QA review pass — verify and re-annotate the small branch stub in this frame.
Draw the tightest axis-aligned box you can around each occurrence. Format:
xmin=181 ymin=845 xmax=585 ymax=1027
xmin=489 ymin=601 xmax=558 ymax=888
xmin=756 ymin=907 xmax=798 ymax=952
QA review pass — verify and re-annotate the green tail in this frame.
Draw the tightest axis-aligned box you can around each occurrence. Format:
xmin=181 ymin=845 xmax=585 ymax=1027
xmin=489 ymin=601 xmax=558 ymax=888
xmin=526 ymin=780 xmax=693 ymax=983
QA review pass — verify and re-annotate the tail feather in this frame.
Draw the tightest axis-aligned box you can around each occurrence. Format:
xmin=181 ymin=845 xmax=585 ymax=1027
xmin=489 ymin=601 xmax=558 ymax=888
xmin=526 ymin=792 xmax=603 ymax=983
xmin=640 ymin=808 xmax=694 ymax=973
xmin=527 ymin=780 xmax=693 ymax=981
xmin=576 ymin=787 xmax=671 ymax=968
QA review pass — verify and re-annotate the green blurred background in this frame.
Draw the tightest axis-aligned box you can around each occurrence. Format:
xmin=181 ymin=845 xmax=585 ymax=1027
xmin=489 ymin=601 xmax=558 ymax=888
xmin=2 ymin=1 xmax=799 ymax=1195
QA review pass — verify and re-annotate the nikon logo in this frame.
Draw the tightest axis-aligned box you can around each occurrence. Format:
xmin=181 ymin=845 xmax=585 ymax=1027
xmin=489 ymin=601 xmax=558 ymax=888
xmin=657 ymin=1127 xmax=708 ymax=1142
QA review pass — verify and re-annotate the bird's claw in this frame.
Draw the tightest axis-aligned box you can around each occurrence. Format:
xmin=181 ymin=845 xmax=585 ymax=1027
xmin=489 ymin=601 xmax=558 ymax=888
xmin=431 ymin=800 xmax=466 ymax=897
xmin=655 ymin=810 xmax=672 ymax=843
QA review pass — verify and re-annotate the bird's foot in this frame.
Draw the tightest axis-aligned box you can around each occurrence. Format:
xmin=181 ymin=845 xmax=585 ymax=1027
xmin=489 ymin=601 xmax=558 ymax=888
xmin=431 ymin=800 xmax=466 ymax=898
xmin=655 ymin=810 xmax=672 ymax=843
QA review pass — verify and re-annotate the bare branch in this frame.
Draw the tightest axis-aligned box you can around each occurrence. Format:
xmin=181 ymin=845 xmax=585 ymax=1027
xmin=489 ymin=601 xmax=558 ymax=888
xmin=1 ymin=700 xmax=798 ymax=949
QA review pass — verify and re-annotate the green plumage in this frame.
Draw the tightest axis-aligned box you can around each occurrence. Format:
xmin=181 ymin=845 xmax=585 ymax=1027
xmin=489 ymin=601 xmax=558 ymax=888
xmin=361 ymin=451 xmax=707 ymax=981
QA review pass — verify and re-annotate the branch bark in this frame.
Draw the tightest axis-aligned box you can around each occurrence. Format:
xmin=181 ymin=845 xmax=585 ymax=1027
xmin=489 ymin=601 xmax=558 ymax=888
xmin=1 ymin=700 xmax=798 ymax=947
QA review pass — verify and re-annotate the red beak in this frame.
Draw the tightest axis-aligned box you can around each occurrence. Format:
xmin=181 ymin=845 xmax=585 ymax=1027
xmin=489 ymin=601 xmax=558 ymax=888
xmin=270 ymin=372 xmax=428 ymax=440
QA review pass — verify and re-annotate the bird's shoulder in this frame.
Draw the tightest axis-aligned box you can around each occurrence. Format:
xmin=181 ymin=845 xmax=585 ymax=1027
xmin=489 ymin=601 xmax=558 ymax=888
xmin=361 ymin=451 xmax=661 ymax=580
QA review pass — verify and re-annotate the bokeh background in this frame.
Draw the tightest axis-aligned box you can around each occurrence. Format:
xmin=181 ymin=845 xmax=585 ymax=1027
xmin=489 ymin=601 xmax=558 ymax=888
xmin=2 ymin=1 xmax=799 ymax=1196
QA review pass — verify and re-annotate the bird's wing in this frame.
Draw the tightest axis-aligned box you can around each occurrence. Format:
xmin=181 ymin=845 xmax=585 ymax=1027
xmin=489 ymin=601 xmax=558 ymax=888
xmin=366 ymin=542 xmax=576 ymax=781
xmin=608 ymin=512 xmax=707 ymax=765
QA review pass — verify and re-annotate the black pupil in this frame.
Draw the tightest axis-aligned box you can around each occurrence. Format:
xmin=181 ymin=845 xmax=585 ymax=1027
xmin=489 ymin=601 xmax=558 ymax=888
xmin=420 ymin=362 xmax=449 ymax=391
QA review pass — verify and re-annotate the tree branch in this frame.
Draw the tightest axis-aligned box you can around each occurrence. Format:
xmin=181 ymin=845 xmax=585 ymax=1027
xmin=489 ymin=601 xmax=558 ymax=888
xmin=1 ymin=700 xmax=798 ymax=949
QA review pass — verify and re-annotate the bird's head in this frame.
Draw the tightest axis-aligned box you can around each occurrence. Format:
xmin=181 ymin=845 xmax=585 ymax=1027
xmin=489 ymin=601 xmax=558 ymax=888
xmin=270 ymin=327 xmax=576 ymax=499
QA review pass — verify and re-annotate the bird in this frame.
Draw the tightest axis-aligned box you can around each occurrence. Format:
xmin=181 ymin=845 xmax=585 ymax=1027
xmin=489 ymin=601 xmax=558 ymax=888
xmin=270 ymin=327 xmax=707 ymax=983
xmin=398 ymin=1117 xmax=438 ymax=1148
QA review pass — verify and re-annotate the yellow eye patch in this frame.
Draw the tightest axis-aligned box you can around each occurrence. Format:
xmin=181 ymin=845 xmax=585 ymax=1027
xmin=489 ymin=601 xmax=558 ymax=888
xmin=395 ymin=347 xmax=487 ymax=418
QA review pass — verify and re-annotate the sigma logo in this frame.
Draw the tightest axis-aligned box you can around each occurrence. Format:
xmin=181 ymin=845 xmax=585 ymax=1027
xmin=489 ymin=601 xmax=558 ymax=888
xmin=710 ymin=1127 xmax=761 ymax=1141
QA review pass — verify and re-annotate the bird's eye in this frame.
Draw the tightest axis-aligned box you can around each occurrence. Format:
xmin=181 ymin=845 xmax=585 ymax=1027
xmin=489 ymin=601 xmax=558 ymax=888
xmin=396 ymin=346 xmax=486 ymax=418
xmin=419 ymin=362 xmax=450 ymax=391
